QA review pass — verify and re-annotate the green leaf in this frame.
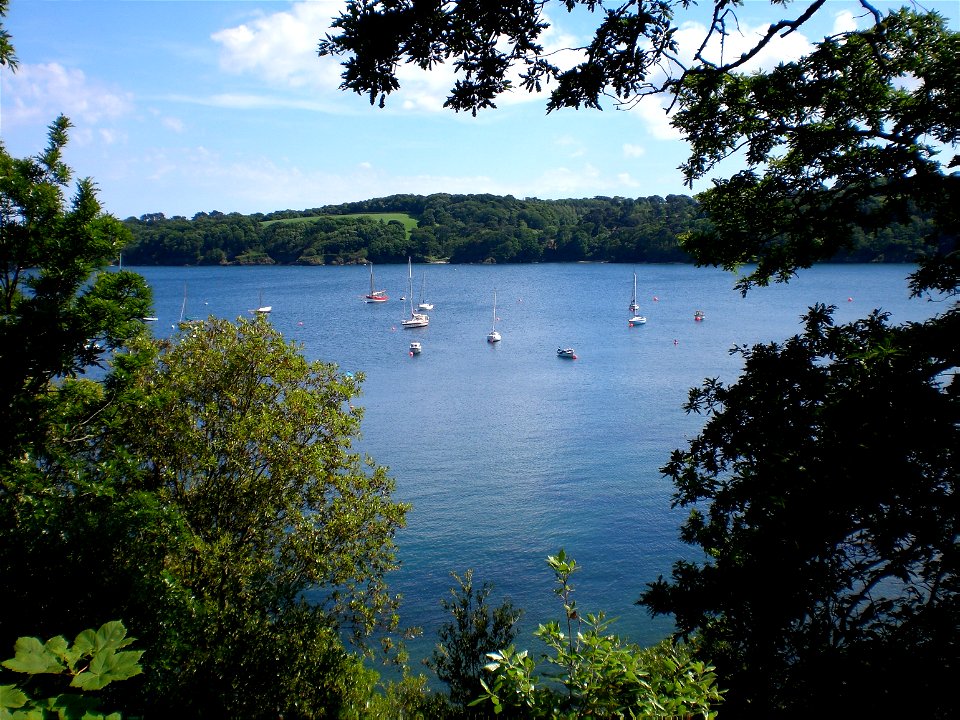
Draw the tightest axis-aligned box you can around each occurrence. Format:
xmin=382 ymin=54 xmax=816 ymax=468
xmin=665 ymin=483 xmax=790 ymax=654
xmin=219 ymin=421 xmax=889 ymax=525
xmin=71 ymin=649 xmax=144 ymax=691
xmin=93 ymin=621 xmax=133 ymax=653
xmin=2 ymin=636 xmax=64 ymax=675
xmin=0 ymin=684 xmax=30 ymax=709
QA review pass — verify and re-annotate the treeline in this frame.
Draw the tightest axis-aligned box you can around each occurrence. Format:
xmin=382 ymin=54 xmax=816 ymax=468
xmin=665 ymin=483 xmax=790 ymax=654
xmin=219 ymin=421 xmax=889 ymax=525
xmin=122 ymin=193 xmax=933 ymax=266
xmin=122 ymin=194 xmax=703 ymax=265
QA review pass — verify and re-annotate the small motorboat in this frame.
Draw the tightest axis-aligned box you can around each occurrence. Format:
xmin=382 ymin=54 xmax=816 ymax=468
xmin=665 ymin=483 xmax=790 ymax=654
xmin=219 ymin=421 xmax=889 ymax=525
xmin=694 ymin=309 xmax=705 ymax=322
xmin=409 ymin=341 xmax=422 ymax=355
xmin=557 ymin=347 xmax=577 ymax=359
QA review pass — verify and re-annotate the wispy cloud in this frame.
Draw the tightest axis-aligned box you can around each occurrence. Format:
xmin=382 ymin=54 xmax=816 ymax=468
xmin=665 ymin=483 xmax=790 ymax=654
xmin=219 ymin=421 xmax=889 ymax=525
xmin=0 ymin=62 xmax=133 ymax=127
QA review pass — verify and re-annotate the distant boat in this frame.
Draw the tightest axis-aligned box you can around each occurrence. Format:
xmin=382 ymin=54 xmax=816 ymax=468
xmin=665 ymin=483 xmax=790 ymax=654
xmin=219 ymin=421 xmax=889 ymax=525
xmin=141 ymin=316 xmax=158 ymax=322
xmin=486 ymin=289 xmax=501 ymax=343
xmin=694 ymin=309 xmax=705 ymax=322
xmin=251 ymin=288 xmax=272 ymax=315
xmin=364 ymin=263 xmax=389 ymax=303
xmin=401 ymin=257 xmax=429 ymax=328
xmin=629 ymin=272 xmax=646 ymax=326
xmin=176 ymin=282 xmax=201 ymax=327
xmin=417 ymin=269 xmax=433 ymax=311
xmin=409 ymin=341 xmax=422 ymax=355
xmin=557 ymin=347 xmax=577 ymax=359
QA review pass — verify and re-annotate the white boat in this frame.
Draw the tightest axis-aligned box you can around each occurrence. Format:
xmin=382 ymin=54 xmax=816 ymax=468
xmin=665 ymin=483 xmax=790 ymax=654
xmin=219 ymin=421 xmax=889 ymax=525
xmin=629 ymin=272 xmax=646 ymax=325
xmin=364 ymin=262 xmax=389 ymax=303
xmin=417 ymin=270 xmax=433 ymax=311
xmin=401 ymin=257 xmax=429 ymax=328
xmin=409 ymin=341 xmax=422 ymax=355
xmin=557 ymin=347 xmax=577 ymax=358
xmin=251 ymin=289 xmax=272 ymax=314
xmin=694 ymin=309 xmax=705 ymax=322
xmin=486 ymin=289 xmax=501 ymax=343
xmin=176 ymin=282 xmax=201 ymax=327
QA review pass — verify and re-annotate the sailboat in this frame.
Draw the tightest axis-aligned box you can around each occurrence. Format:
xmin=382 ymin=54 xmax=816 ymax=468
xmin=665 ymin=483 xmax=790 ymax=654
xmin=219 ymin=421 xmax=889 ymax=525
xmin=486 ymin=289 xmax=501 ymax=343
xmin=629 ymin=272 xmax=647 ymax=326
xmin=175 ymin=282 xmax=201 ymax=328
xmin=417 ymin=270 xmax=433 ymax=311
xmin=364 ymin=262 xmax=389 ymax=302
xmin=251 ymin=288 xmax=272 ymax=314
xmin=401 ymin=258 xmax=429 ymax=328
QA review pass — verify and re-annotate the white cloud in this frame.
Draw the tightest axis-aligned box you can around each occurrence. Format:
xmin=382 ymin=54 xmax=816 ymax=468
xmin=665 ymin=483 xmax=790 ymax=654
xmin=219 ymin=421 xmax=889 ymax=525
xmin=208 ymin=1 xmax=594 ymax=115
xmin=672 ymin=19 xmax=813 ymax=73
xmin=623 ymin=143 xmax=646 ymax=158
xmin=211 ymin=1 xmax=349 ymax=92
xmin=0 ymin=62 xmax=133 ymax=127
xmin=832 ymin=11 xmax=859 ymax=35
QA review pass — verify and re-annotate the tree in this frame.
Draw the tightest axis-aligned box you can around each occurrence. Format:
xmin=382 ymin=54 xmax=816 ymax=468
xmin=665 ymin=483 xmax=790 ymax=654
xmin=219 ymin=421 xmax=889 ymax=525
xmin=429 ymin=570 xmax=522 ymax=712
xmin=0 ymin=115 xmax=154 ymax=463
xmin=97 ymin=316 xmax=409 ymax=717
xmin=319 ymin=2 xmax=958 ymax=715
xmin=0 ymin=0 xmax=16 ymax=69
xmin=0 ymin=111 xmax=160 ymax=715
xmin=476 ymin=551 xmax=724 ymax=718
xmin=642 ymin=304 xmax=959 ymax=715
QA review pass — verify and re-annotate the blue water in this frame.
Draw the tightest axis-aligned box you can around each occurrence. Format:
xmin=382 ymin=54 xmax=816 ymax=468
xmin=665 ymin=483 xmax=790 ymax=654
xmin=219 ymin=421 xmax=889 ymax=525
xmin=129 ymin=262 xmax=942 ymax=666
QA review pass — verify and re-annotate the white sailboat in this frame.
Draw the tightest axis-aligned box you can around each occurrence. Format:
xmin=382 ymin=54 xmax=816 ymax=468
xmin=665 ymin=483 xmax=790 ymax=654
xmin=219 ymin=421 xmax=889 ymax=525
xmin=175 ymin=282 xmax=201 ymax=328
xmin=364 ymin=262 xmax=389 ymax=302
xmin=401 ymin=258 xmax=429 ymax=328
xmin=629 ymin=272 xmax=647 ymax=326
xmin=251 ymin=288 xmax=272 ymax=314
xmin=417 ymin=270 xmax=433 ymax=311
xmin=487 ymin=289 xmax=501 ymax=343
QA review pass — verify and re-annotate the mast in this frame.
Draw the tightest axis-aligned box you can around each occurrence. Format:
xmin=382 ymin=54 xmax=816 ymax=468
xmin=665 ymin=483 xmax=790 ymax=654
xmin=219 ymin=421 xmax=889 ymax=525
xmin=409 ymin=258 xmax=414 ymax=315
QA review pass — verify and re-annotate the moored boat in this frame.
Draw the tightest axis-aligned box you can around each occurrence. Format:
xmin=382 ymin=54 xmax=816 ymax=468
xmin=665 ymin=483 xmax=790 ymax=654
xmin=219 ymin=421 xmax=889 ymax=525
xmin=487 ymin=289 xmax=501 ymax=343
xmin=401 ymin=257 xmax=430 ymax=328
xmin=628 ymin=272 xmax=646 ymax=326
xmin=364 ymin=262 xmax=389 ymax=303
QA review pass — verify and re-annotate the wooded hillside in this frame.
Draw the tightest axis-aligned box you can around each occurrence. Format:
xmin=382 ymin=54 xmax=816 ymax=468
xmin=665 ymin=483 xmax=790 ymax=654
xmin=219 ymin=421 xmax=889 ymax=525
xmin=122 ymin=193 xmax=932 ymax=266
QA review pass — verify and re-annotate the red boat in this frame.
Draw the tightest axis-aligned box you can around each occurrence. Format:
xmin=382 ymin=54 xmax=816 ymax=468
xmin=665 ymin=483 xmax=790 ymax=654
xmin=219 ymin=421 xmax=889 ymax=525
xmin=364 ymin=262 xmax=389 ymax=303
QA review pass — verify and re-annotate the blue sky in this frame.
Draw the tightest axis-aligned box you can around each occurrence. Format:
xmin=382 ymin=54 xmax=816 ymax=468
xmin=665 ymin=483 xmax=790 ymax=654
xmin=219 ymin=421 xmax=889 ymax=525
xmin=1 ymin=1 xmax=956 ymax=219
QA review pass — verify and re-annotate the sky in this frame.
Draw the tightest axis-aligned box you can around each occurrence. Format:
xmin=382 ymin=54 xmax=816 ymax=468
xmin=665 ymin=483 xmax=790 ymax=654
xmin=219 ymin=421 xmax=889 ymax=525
xmin=1 ymin=0 xmax=956 ymax=220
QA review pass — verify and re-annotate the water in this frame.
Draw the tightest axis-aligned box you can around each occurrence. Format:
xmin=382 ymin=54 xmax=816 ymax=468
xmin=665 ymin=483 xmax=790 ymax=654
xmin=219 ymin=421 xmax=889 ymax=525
xmin=128 ymin=262 xmax=942 ymax=666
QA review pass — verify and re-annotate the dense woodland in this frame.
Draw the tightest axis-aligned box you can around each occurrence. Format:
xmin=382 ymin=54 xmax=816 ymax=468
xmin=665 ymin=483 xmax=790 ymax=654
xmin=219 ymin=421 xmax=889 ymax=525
xmin=121 ymin=192 xmax=933 ymax=266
